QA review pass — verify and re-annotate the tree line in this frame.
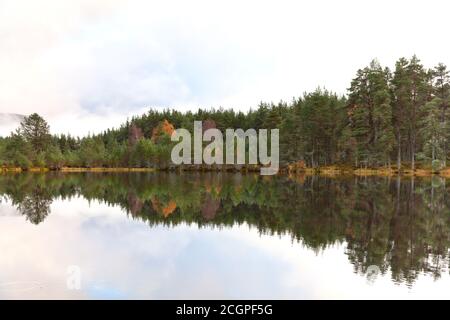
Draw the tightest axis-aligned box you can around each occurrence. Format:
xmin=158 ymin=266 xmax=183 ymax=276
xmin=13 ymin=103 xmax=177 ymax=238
xmin=0 ymin=55 xmax=448 ymax=171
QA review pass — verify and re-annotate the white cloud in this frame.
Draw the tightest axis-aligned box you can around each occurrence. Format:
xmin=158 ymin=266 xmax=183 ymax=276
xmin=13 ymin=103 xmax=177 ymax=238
xmin=1 ymin=0 xmax=450 ymax=136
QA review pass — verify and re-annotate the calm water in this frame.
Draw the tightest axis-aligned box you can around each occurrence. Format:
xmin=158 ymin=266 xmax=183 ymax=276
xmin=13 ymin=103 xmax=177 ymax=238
xmin=0 ymin=172 xmax=449 ymax=299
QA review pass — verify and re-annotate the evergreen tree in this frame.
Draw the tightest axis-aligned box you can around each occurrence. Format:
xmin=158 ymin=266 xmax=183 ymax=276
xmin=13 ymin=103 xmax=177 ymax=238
xmin=348 ymin=60 xmax=395 ymax=167
xmin=280 ymin=101 xmax=304 ymax=165
xmin=406 ymin=56 xmax=431 ymax=171
xmin=299 ymin=89 xmax=344 ymax=166
xmin=19 ymin=113 xmax=51 ymax=154
xmin=391 ymin=58 xmax=410 ymax=170
xmin=263 ymin=106 xmax=282 ymax=129
xmin=419 ymin=98 xmax=447 ymax=165
xmin=432 ymin=63 xmax=450 ymax=166
xmin=391 ymin=56 xmax=430 ymax=170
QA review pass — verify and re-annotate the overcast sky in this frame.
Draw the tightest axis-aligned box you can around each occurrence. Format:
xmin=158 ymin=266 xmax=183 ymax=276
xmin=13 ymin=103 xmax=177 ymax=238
xmin=1 ymin=0 xmax=450 ymax=136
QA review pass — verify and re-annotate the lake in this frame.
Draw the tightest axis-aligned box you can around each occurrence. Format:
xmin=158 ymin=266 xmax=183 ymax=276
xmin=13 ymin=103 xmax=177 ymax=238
xmin=0 ymin=172 xmax=449 ymax=299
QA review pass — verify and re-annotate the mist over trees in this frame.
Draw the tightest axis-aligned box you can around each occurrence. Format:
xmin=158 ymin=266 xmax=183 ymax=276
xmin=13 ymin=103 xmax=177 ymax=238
xmin=0 ymin=56 xmax=449 ymax=171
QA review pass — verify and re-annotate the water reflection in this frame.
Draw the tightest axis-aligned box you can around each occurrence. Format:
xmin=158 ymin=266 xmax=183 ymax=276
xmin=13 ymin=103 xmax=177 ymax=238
xmin=0 ymin=172 xmax=449 ymax=290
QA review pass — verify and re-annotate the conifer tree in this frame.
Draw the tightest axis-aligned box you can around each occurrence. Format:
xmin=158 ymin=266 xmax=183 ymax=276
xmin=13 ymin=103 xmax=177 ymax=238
xmin=406 ymin=55 xmax=430 ymax=170
xmin=280 ymin=102 xmax=304 ymax=164
xmin=419 ymin=98 xmax=446 ymax=164
xmin=432 ymin=63 xmax=450 ymax=166
xmin=19 ymin=113 xmax=51 ymax=154
xmin=348 ymin=60 xmax=395 ymax=167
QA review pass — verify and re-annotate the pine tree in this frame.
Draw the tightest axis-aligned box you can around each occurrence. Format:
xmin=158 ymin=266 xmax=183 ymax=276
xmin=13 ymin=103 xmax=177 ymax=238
xmin=299 ymin=89 xmax=344 ymax=166
xmin=19 ymin=113 xmax=51 ymax=154
xmin=348 ymin=60 xmax=395 ymax=167
xmin=419 ymin=98 xmax=446 ymax=164
xmin=391 ymin=56 xmax=430 ymax=170
xmin=391 ymin=58 xmax=410 ymax=170
xmin=263 ymin=106 xmax=282 ymax=129
xmin=406 ymin=55 xmax=430 ymax=171
xmin=280 ymin=102 xmax=304 ymax=165
xmin=432 ymin=63 xmax=450 ymax=166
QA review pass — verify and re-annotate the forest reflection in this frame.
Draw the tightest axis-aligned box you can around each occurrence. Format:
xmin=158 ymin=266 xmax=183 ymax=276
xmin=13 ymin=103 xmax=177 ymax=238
xmin=0 ymin=172 xmax=449 ymax=286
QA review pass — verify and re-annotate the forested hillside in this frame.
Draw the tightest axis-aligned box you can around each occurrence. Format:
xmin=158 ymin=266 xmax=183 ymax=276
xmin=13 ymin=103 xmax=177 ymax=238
xmin=0 ymin=56 xmax=449 ymax=172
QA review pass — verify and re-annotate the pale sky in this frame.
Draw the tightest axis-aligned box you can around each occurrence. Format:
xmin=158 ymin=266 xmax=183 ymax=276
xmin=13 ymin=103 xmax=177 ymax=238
xmin=1 ymin=0 xmax=450 ymax=136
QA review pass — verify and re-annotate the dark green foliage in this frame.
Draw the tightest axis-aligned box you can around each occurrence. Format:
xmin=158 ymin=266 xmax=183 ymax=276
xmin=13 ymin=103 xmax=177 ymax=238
xmin=348 ymin=60 xmax=395 ymax=167
xmin=19 ymin=113 xmax=51 ymax=154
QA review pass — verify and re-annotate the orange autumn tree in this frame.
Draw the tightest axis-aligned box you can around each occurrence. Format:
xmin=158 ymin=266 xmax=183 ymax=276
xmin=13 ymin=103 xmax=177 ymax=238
xmin=151 ymin=119 xmax=175 ymax=144
xmin=148 ymin=119 xmax=176 ymax=169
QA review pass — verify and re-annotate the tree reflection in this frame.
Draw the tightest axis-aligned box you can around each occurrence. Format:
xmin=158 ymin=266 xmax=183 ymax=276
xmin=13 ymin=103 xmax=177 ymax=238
xmin=17 ymin=189 xmax=52 ymax=224
xmin=0 ymin=172 xmax=449 ymax=285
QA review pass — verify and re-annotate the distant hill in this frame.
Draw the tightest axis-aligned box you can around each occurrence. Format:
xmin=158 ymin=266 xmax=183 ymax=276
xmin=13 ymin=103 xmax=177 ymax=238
xmin=0 ymin=113 xmax=25 ymax=137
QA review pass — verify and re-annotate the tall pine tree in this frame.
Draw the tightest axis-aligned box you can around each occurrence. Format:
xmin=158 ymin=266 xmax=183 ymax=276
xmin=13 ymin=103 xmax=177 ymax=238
xmin=348 ymin=60 xmax=395 ymax=167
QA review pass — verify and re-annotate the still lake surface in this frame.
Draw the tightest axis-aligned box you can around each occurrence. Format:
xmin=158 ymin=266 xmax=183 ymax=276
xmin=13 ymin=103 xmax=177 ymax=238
xmin=0 ymin=172 xmax=449 ymax=299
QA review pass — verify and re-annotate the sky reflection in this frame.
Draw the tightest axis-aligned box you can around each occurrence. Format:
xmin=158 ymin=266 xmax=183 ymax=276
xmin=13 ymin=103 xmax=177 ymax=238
xmin=1 ymin=197 xmax=450 ymax=299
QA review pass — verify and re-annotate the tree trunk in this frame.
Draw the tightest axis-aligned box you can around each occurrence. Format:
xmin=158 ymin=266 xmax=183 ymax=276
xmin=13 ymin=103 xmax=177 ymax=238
xmin=397 ymin=135 xmax=401 ymax=172
xmin=432 ymin=143 xmax=435 ymax=162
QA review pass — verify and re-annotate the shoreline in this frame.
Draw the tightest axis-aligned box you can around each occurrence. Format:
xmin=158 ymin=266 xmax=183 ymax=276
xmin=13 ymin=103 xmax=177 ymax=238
xmin=1 ymin=166 xmax=449 ymax=177
xmin=0 ymin=167 xmax=156 ymax=173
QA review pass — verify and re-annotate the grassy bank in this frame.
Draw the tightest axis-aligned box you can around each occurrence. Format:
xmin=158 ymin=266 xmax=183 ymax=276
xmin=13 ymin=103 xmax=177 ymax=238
xmin=0 ymin=167 xmax=156 ymax=173
xmin=60 ymin=167 xmax=156 ymax=172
